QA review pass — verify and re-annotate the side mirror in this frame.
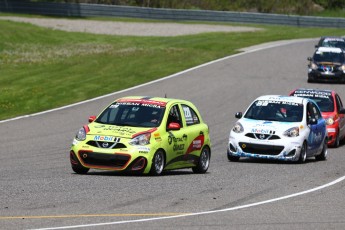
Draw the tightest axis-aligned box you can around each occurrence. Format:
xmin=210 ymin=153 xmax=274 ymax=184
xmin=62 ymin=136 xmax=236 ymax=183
xmin=235 ymin=112 xmax=242 ymax=119
xmin=339 ymin=108 xmax=345 ymax=114
xmin=315 ymin=45 xmax=319 ymax=48
xmin=307 ymin=57 xmax=312 ymax=61
xmin=308 ymin=118 xmax=317 ymax=125
xmin=167 ymin=122 xmax=180 ymax=130
xmin=88 ymin=115 xmax=96 ymax=123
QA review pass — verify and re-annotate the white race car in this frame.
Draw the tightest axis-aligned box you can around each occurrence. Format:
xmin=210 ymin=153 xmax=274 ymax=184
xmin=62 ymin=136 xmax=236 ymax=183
xmin=227 ymin=95 xmax=328 ymax=163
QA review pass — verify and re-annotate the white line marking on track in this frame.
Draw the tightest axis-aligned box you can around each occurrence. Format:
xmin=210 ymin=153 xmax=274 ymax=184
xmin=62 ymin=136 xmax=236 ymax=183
xmin=30 ymin=175 xmax=345 ymax=230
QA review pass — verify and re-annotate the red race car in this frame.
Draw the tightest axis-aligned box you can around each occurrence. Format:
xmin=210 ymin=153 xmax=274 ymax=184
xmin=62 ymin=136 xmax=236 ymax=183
xmin=290 ymin=88 xmax=345 ymax=147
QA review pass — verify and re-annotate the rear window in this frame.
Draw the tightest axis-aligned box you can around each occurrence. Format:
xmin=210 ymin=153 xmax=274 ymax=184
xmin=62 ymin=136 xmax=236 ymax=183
xmin=291 ymin=91 xmax=334 ymax=112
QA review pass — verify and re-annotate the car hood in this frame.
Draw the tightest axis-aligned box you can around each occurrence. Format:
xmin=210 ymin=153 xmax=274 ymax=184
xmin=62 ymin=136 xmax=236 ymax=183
xmin=240 ymin=119 xmax=301 ymax=135
xmin=87 ymin=123 xmax=157 ymax=139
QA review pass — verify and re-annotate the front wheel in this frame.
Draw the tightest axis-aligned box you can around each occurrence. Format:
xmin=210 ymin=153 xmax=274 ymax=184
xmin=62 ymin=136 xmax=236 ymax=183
xmin=192 ymin=146 xmax=210 ymax=174
xmin=70 ymin=152 xmax=89 ymax=174
xmin=150 ymin=150 xmax=165 ymax=176
xmin=227 ymin=151 xmax=240 ymax=162
xmin=315 ymin=139 xmax=327 ymax=161
xmin=298 ymin=142 xmax=307 ymax=163
xmin=332 ymin=132 xmax=340 ymax=148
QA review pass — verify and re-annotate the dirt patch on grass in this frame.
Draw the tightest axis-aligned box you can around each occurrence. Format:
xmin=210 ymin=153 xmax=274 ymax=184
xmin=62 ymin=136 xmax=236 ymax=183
xmin=0 ymin=16 xmax=262 ymax=36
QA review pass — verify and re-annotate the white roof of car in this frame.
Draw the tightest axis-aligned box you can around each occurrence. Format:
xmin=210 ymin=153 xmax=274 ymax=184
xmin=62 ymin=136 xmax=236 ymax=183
xmin=255 ymin=95 xmax=305 ymax=104
xmin=316 ymin=47 xmax=343 ymax=53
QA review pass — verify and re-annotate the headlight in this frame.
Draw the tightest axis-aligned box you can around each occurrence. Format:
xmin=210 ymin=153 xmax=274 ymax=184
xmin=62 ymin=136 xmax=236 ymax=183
xmin=311 ymin=62 xmax=318 ymax=70
xmin=129 ymin=133 xmax=151 ymax=146
xmin=326 ymin=117 xmax=334 ymax=125
xmin=283 ymin=127 xmax=299 ymax=137
xmin=232 ymin=122 xmax=244 ymax=133
xmin=75 ymin=127 xmax=86 ymax=141
xmin=340 ymin=65 xmax=345 ymax=73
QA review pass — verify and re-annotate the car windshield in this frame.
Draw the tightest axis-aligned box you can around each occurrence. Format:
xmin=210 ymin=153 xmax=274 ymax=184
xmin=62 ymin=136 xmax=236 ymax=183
xmin=313 ymin=51 xmax=344 ymax=63
xmin=320 ymin=39 xmax=345 ymax=49
xmin=95 ymin=101 xmax=165 ymax=128
xmin=244 ymin=100 xmax=303 ymax=122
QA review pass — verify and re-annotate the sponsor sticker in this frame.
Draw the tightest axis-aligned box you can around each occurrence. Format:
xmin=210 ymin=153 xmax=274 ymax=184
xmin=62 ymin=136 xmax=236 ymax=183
xmin=94 ymin=135 xmax=115 ymax=142
xmin=137 ymin=146 xmax=150 ymax=153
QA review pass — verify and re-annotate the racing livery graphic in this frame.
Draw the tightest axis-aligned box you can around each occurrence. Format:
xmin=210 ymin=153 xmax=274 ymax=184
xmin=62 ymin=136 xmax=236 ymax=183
xmin=227 ymin=95 xmax=328 ymax=163
xmin=70 ymin=96 xmax=211 ymax=175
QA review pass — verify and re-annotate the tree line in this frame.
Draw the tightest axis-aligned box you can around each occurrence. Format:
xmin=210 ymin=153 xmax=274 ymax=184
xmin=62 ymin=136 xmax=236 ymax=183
xmin=30 ymin=0 xmax=345 ymax=15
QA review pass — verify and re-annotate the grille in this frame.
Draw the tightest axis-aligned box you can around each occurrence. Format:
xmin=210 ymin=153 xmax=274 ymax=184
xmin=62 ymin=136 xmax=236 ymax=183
xmin=87 ymin=141 xmax=126 ymax=149
xmin=239 ymin=142 xmax=284 ymax=155
xmin=317 ymin=65 xmax=336 ymax=73
xmin=245 ymin=133 xmax=280 ymax=140
xmin=78 ymin=151 xmax=130 ymax=168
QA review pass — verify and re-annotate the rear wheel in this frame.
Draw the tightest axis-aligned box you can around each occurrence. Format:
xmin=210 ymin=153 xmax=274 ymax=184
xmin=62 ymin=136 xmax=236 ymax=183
xmin=149 ymin=150 xmax=165 ymax=176
xmin=315 ymin=139 xmax=328 ymax=161
xmin=192 ymin=146 xmax=210 ymax=174
xmin=298 ymin=142 xmax=307 ymax=163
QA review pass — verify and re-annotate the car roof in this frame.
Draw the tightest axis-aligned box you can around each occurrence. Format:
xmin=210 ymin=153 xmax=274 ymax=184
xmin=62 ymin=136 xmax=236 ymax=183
xmin=316 ymin=47 xmax=343 ymax=53
xmin=255 ymin=95 xmax=305 ymax=104
xmin=319 ymin=36 xmax=345 ymax=41
xmin=290 ymin=88 xmax=334 ymax=98
xmin=114 ymin=96 xmax=190 ymax=106
xmin=291 ymin=88 xmax=334 ymax=94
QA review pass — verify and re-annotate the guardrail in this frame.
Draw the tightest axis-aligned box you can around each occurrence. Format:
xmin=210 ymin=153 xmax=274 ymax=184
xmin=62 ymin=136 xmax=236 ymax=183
xmin=1 ymin=0 xmax=345 ymax=28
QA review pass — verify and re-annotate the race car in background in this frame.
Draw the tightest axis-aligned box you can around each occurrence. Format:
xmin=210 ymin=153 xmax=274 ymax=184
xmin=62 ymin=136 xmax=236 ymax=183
xmin=315 ymin=36 xmax=345 ymax=50
xmin=70 ymin=96 xmax=211 ymax=176
xmin=290 ymin=88 xmax=345 ymax=148
xmin=227 ymin=95 xmax=328 ymax=163
xmin=307 ymin=47 xmax=345 ymax=83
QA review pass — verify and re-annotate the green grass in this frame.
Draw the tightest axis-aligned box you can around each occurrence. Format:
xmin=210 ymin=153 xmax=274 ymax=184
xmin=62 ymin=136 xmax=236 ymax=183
xmin=1 ymin=15 xmax=345 ymax=121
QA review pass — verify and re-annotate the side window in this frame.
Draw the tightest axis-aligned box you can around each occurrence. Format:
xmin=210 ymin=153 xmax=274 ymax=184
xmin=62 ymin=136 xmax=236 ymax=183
xmin=310 ymin=102 xmax=321 ymax=120
xmin=98 ymin=105 xmax=119 ymax=123
xmin=167 ymin=105 xmax=182 ymax=127
xmin=307 ymin=102 xmax=316 ymax=122
xmin=336 ymin=94 xmax=343 ymax=111
xmin=182 ymin=104 xmax=200 ymax=126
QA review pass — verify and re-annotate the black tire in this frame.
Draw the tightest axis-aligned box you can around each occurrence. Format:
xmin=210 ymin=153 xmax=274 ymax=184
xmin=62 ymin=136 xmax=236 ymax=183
xmin=72 ymin=164 xmax=89 ymax=174
xmin=70 ymin=152 xmax=89 ymax=174
xmin=149 ymin=150 xmax=165 ymax=176
xmin=227 ymin=153 xmax=240 ymax=162
xmin=192 ymin=146 xmax=210 ymax=174
xmin=332 ymin=132 xmax=340 ymax=148
xmin=298 ymin=142 xmax=307 ymax=163
xmin=315 ymin=139 xmax=328 ymax=161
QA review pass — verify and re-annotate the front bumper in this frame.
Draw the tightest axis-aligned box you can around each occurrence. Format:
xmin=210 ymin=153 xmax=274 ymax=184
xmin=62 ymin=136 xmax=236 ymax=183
xmin=326 ymin=126 xmax=338 ymax=146
xmin=70 ymin=139 xmax=153 ymax=174
xmin=228 ymin=135 xmax=303 ymax=161
xmin=308 ymin=70 xmax=345 ymax=83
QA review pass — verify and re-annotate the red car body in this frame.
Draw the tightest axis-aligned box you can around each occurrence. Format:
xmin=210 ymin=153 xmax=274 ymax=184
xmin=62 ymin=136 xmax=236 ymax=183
xmin=290 ymin=88 xmax=345 ymax=147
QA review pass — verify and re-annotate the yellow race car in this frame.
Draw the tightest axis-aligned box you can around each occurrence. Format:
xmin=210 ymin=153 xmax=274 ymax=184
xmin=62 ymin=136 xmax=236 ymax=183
xmin=70 ymin=96 xmax=211 ymax=176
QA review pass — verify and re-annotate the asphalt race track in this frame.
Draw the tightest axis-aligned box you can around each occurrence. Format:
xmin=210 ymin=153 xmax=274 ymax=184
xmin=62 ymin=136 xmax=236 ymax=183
xmin=1 ymin=38 xmax=345 ymax=230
